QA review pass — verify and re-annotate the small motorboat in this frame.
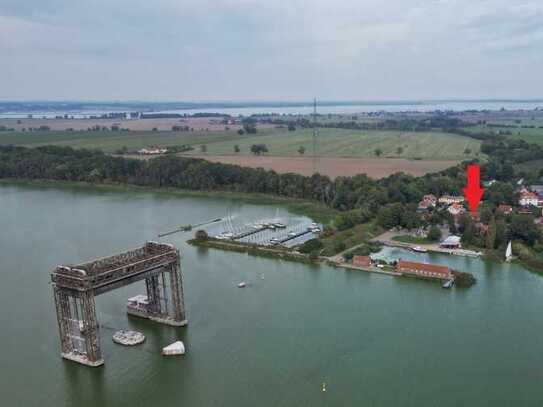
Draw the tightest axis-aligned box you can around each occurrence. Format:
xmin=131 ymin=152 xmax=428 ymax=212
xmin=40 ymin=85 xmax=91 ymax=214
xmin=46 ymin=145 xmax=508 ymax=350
xmin=442 ymin=280 xmax=454 ymax=289
xmin=412 ymin=246 xmax=428 ymax=253
xmin=237 ymin=281 xmax=247 ymax=288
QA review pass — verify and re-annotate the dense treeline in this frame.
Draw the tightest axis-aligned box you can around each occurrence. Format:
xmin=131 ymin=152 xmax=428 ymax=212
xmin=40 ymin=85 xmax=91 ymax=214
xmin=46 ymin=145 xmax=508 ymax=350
xmin=0 ymin=145 xmax=465 ymax=214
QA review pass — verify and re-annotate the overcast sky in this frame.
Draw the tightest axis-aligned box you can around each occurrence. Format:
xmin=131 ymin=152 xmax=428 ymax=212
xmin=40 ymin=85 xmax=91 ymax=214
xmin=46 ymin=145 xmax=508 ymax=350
xmin=1 ymin=0 xmax=542 ymax=101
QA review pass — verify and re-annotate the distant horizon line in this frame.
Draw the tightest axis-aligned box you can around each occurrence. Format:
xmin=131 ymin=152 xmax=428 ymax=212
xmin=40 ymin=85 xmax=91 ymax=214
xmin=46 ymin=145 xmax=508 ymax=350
xmin=1 ymin=98 xmax=543 ymax=105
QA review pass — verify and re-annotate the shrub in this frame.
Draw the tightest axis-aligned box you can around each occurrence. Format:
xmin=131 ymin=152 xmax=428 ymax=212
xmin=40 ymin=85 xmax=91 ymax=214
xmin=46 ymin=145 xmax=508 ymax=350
xmin=195 ymin=230 xmax=209 ymax=241
xmin=298 ymin=238 xmax=323 ymax=254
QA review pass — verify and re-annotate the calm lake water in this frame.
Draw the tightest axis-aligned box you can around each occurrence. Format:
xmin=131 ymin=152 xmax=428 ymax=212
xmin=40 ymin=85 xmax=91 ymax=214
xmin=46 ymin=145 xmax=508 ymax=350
xmin=2 ymin=100 xmax=543 ymax=118
xmin=1 ymin=185 xmax=543 ymax=406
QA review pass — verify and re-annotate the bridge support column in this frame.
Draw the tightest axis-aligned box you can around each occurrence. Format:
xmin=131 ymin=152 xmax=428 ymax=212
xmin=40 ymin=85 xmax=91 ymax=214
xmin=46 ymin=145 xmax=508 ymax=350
xmin=141 ymin=264 xmax=186 ymax=326
xmin=169 ymin=261 xmax=187 ymax=326
xmin=53 ymin=287 xmax=104 ymax=367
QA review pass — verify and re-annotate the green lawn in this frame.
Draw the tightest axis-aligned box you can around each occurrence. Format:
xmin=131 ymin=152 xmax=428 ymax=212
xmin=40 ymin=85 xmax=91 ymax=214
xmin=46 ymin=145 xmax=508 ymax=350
xmin=0 ymin=127 xmax=482 ymax=159
xmin=464 ymin=124 xmax=543 ymax=145
xmin=391 ymin=235 xmax=432 ymax=244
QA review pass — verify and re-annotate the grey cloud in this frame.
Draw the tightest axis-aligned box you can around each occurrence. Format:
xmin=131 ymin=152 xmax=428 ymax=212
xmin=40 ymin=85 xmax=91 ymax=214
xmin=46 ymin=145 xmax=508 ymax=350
xmin=1 ymin=0 xmax=542 ymax=100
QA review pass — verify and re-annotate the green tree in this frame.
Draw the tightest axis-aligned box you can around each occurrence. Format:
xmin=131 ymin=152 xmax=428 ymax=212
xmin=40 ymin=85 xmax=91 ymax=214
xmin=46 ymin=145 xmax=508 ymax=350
xmin=242 ymin=117 xmax=258 ymax=134
xmin=374 ymin=148 xmax=383 ymax=157
xmin=299 ymin=239 xmax=323 ymax=254
xmin=480 ymin=207 xmax=493 ymax=224
xmin=200 ymin=145 xmax=207 ymax=153
xmin=234 ymin=145 xmax=240 ymax=153
xmin=377 ymin=203 xmax=404 ymax=229
xmin=396 ymin=146 xmax=403 ymax=155
xmin=459 ymin=214 xmax=477 ymax=246
xmin=427 ymin=225 xmax=442 ymax=242
xmin=486 ymin=218 xmax=497 ymax=249
xmin=509 ymin=215 xmax=541 ymax=246
xmin=485 ymin=182 xmax=514 ymax=206
xmin=298 ymin=146 xmax=306 ymax=155
xmin=250 ymin=144 xmax=268 ymax=155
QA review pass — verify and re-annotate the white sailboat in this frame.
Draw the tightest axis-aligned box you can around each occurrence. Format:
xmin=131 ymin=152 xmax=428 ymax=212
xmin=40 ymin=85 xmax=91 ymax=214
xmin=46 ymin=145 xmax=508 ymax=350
xmin=505 ymin=241 xmax=513 ymax=262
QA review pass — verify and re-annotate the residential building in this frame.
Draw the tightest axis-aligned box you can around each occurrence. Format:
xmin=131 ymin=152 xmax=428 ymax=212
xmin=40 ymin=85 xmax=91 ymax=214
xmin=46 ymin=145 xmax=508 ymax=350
xmin=417 ymin=200 xmax=432 ymax=213
xmin=417 ymin=194 xmax=437 ymax=213
xmin=497 ymin=204 xmax=513 ymax=215
xmin=447 ymin=202 xmax=465 ymax=216
xmin=422 ymin=194 xmax=437 ymax=205
xmin=529 ymin=185 xmax=543 ymax=196
xmin=396 ymin=260 xmax=452 ymax=280
xmin=519 ymin=190 xmax=539 ymax=207
xmin=138 ymin=147 xmax=168 ymax=155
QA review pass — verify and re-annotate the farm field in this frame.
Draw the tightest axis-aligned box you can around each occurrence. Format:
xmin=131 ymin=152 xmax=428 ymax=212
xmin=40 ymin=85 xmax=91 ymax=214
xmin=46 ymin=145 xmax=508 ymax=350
xmin=0 ymin=130 xmax=255 ymax=152
xmin=464 ymin=124 xmax=543 ymax=144
xmin=184 ymin=128 xmax=481 ymax=160
xmin=0 ymin=127 xmax=482 ymax=160
xmin=177 ymin=155 xmax=460 ymax=179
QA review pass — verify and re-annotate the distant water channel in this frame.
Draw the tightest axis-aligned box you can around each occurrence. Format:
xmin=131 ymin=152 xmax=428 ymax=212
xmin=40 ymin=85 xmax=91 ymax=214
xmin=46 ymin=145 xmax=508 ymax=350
xmin=1 ymin=185 xmax=543 ymax=406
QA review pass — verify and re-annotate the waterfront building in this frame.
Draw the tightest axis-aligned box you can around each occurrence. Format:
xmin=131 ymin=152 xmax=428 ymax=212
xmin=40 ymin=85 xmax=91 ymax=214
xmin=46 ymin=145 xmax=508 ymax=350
xmin=352 ymin=255 xmax=371 ymax=267
xmin=396 ymin=260 xmax=452 ymax=280
xmin=440 ymin=235 xmax=462 ymax=249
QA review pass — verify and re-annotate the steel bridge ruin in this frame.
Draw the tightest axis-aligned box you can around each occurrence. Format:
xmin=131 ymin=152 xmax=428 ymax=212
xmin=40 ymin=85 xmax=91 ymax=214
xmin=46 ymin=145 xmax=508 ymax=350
xmin=51 ymin=241 xmax=187 ymax=367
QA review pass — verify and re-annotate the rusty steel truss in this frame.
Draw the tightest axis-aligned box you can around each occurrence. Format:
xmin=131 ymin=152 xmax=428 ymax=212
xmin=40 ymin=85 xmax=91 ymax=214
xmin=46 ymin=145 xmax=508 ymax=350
xmin=51 ymin=241 xmax=187 ymax=367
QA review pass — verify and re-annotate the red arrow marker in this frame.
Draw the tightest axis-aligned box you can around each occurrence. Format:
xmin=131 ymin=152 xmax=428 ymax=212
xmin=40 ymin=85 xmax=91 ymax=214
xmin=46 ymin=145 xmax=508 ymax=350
xmin=463 ymin=164 xmax=485 ymax=214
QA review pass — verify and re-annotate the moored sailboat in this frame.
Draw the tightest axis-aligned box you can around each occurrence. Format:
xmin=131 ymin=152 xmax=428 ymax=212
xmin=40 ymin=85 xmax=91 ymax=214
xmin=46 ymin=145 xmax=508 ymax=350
xmin=505 ymin=241 xmax=513 ymax=262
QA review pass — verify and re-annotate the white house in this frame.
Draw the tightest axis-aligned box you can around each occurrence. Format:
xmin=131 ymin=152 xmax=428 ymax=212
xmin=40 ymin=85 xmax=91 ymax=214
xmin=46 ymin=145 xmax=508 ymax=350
xmin=519 ymin=190 xmax=539 ymax=207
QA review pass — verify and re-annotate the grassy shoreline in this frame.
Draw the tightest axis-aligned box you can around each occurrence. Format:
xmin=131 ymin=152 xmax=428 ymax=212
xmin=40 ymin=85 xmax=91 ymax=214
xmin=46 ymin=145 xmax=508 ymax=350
xmin=0 ymin=178 xmax=338 ymax=224
xmin=3 ymin=178 xmax=543 ymax=275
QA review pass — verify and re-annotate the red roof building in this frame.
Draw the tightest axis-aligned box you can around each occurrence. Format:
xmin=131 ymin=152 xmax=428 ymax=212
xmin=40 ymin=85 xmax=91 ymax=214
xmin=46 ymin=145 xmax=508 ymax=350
xmin=396 ymin=260 xmax=452 ymax=280
xmin=352 ymin=255 xmax=372 ymax=267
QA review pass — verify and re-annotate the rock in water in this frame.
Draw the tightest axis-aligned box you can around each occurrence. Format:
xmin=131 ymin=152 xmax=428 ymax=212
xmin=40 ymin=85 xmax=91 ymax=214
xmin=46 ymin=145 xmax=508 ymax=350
xmin=112 ymin=330 xmax=145 ymax=346
xmin=162 ymin=341 xmax=186 ymax=356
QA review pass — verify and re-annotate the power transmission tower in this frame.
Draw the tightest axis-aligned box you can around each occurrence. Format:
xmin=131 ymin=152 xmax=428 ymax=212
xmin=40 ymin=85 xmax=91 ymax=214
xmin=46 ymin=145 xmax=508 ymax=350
xmin=312 ymin=98 xmax=318 ymax=174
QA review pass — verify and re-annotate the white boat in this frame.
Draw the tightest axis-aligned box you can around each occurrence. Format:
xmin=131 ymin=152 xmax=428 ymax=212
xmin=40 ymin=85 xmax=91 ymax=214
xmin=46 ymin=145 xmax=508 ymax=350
xmin=237 ymin=281 xmax=247 ymax=288
xmin=442 ymin=280 xmax=454 ymax=289
xmin=412 ymin=246 xmax=428 ymax=253
xmin=505 ymin=241 xmax=513 ymax=262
